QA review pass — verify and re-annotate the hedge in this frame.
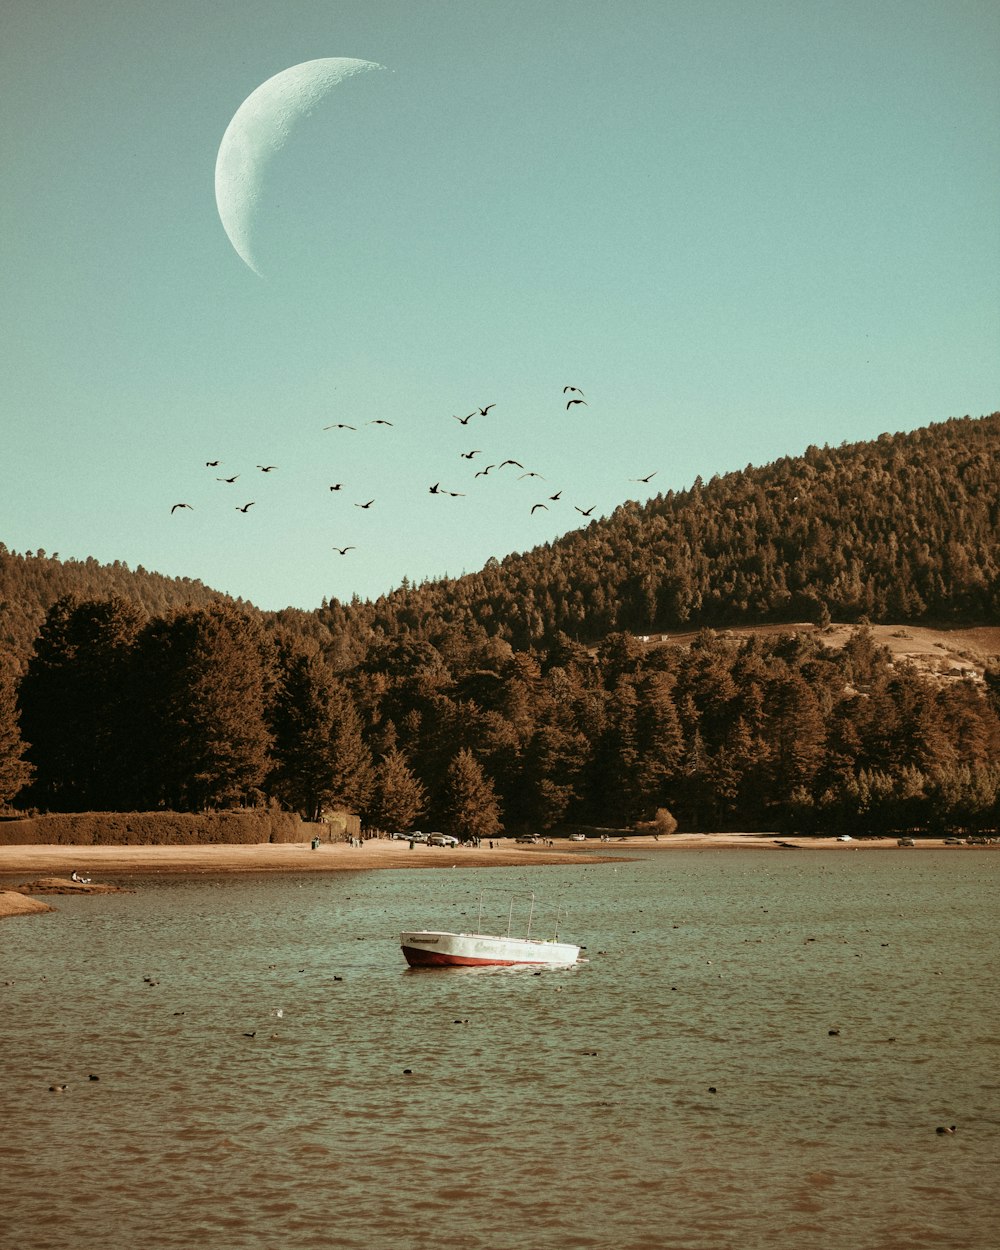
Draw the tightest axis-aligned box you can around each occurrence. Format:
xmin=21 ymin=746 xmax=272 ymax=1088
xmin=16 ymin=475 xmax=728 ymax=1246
xmin=0 ymin=810 xmax=310 ymax=846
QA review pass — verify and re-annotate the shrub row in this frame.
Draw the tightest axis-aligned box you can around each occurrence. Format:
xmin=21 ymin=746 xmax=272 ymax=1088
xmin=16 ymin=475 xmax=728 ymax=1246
xmin=0 ymin=810 xmax=307 ymax=846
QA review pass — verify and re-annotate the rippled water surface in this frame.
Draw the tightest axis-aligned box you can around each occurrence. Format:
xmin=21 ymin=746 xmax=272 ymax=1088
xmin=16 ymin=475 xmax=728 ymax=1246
xmin=2 ymin=850 xmax=998 ymax=1249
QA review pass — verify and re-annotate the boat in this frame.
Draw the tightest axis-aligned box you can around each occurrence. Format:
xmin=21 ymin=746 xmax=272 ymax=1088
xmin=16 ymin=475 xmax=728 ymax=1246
xmin=400 ymin=890 xmax=580 ymax=968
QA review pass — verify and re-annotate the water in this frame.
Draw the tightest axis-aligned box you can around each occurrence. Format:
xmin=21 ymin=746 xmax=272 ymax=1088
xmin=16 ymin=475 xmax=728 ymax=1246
xmin=2 ymin=851 xmax=997 ymax=1250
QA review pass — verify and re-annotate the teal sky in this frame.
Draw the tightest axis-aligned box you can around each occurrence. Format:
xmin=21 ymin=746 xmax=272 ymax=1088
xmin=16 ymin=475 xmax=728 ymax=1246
xmin=3 ymin=1 xmax=998 ymax=611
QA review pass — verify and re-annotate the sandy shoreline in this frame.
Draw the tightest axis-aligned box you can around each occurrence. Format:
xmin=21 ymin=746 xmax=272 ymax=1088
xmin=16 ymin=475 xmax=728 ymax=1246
xmin=1 ymin=833 xmax=991 ymax=917
xmin=0 ymin=831 xmax=984 ymax=880
xmin=0 ymin=837 xmax=608 ymax=880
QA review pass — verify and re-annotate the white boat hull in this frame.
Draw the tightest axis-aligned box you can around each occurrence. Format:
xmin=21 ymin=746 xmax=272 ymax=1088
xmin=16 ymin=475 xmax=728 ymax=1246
xmin=400 ymin=929 xmax=580 ymax=968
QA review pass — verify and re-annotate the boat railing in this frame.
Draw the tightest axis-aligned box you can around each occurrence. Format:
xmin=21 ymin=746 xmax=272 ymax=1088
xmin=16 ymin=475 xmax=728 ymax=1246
xmin=474 ymin=889 xmax=570 ymax=943
xmin=476 ymin=888 xmax=536 ymax=939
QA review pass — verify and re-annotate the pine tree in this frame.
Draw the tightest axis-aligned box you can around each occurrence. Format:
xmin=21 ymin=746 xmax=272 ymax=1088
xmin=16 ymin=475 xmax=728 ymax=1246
xmin=765 ymin=673 xmax=827 ymax=806
xmin=0 ymin=671 xmax=33 ymax=806
xmin=840 ymin=623 xmax=888 ymax=686
xmin=325 ymin=685 xmax=376 ymax=812
xmin=140 ymin=604 xmax=276 ymax=810
xmin=17 ymin=595 xmax=145 ymax=809
xmin=634 ymin=671 xmax=686 ymax=813
xmin=519 ymin=718 xmax=590 ymax=830
xmin=270 ymin=648 xmax=373 ymax=820
xmin=368 ymin=748 xmax=426 ymax=832
xmin=713 ymin=715 xmax=768 ymax=827
xmin=883 ymin=667 xmax=954 ymax=772
xmin=675 ymin=728 xmax=713 ymax=830
xmin=935 ymin=679 xmax=1000 ymax=768
xmin=984 ymin=666 xmax=1000 ymax=721
xmin=592 ymin=680 xmax=645 ymax=823
xmin=596 ymin=632 xmax=645 ymax=688
xmin=443 ymin=748 xmax=501 ymax=841
xmin=676 ymin=633 xmax=739 ymax=751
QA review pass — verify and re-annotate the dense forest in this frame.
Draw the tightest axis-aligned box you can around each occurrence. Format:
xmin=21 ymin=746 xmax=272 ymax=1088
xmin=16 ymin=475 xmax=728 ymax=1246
xmin=309 ymin=412 xmax=1000 ymax=660
xmin=4 ymin=414 xmax=998 ymax=675
xmin=1 ymin=597 xmax=998 ymax=836
xmin=0 ymin=548 xmax=239 ymax=674
xmin=1 ymin=414 xmax=998 ymax=835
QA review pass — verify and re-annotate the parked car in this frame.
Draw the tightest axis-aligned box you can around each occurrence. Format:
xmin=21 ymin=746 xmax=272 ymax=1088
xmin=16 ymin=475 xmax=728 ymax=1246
xmin=428 ymin=833 xmax=459 ymax=847
xmin=568 ymin=833 xmax=586 ymax=842
xmin=515 ymin=834 xmax=539 ymax=844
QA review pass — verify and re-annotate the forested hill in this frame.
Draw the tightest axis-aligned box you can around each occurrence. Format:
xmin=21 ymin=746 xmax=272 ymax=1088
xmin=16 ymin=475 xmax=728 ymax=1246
xmin=4 ymin=413 xmax=999 ymax=835
xmin=0 ymin=548 xmax=239 ymax=671
xmin=2 ymin=413 xmax=998 ymax=671
xmin=314 ymin=413 xmax=1000 ymax=654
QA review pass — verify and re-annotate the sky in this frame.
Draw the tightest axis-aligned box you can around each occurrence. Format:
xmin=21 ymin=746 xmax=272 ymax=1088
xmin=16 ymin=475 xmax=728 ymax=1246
xmin=3 ymin=0 xmax=998 ymax=612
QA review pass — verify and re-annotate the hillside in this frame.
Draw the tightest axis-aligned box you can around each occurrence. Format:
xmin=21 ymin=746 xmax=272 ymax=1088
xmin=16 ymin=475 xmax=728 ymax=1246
xmin=2 ymin=412 xmax=998 ymax=673
xmin=314 ymin=412 xmax=1000 ymax=654
xmin=0 ymin=546 xmax=241 ymax=673
xmin=647 ymin=622 xmax=1000 ymax=686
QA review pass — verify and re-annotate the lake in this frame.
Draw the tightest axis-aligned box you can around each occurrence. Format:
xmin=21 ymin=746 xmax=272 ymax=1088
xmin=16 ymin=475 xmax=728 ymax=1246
xmin=1 ymin=849 xmax=997 ymax=1249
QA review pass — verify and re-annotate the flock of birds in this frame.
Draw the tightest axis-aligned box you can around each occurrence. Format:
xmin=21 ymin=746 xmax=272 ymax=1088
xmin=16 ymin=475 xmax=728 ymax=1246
xmin=170 ymin=386 xmax=659 ymax=558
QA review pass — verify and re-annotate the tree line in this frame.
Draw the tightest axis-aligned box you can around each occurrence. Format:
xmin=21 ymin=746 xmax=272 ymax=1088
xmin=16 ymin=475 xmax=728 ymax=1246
xmin=0 ymin=545 xmax=237 ymax=674
xmin=0 ymin=597 xmax=500 ymax=840
xmin=311 ymin=413 xmax=1000 ymax=654
xmin=3 ymin=414 xmax=998 ymax=679
xmin=2 ymin=594 xmax=998 ymax=837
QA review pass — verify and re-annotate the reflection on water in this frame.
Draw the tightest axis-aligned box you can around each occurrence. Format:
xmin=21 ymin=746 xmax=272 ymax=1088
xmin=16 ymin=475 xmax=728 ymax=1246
xmin=1 ymin=852 xmax=998 ymax=1249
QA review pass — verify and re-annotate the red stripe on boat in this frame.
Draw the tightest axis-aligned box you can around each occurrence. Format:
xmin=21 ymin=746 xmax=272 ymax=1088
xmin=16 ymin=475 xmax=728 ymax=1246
xmin=401 ymin=946 xmax=549 ymax=967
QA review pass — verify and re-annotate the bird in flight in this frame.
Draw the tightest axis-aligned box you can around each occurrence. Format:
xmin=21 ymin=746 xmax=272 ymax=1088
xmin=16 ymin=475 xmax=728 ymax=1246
xmin=476 ymin=404 xmax=496 ymax=416
xmin=257 ymin=465 xmax=277 ymax=472
xmin=329 ymin=483 xmax=343 ymax=491
xmin=368 ymin=419 xmax=393 ymax=427
xmin=355 ymin=499 xmax=375 ymax=509
xmin=566 ymin=398 xmax=588 ymax=409
xmin=448 ymin=491 xmax=465 ymax=497
xmin=518 ymin=471 xmax=544 ymax=479
xmin=498 ymin=459 xmax=524 ymax=469
xmin=549 ymin=491 xmax=562 ymax=501
xmin=460 ymin=450 xmax=482 ymax=459
xmin=429 ymin=483 xmax=442 ymax=494
xmin=205 ymin=460 xmax=220 ymax=467
xmin=474 ymin=464 xmax=496 ymax=477
xmin=236 ymin=502 xmax=255 ymax=513
xmin=332 ymin=546 xmax=356 ymax=555
xmin=531 ymin=503 xmax=548 ymax=514
xmin=563 ymin=386 xmax=585 ymax=396
xmin=217 ymin=474 xmax=239 ymax=483
xmin=632 ymin=471 xmax=658 ymax=483
xmin=575 ymin=505 xmax=595 ymax=516
xmin=171 ymin=503 xmax=193 ymax=513
xmin=453 ymin=413 xmax=475 ymax=425
xmin=324 ymin=423 xmax=356 ymax=430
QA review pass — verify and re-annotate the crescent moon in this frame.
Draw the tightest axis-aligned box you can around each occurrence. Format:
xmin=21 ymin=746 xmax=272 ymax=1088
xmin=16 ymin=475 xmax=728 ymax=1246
xmin=215 ymin=57 xmax=386 ymax=274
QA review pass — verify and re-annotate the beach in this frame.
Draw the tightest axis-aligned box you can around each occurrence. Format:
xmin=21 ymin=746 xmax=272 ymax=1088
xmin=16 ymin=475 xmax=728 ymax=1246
xmin=0 ymin=830 xmax=982 ymax=898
